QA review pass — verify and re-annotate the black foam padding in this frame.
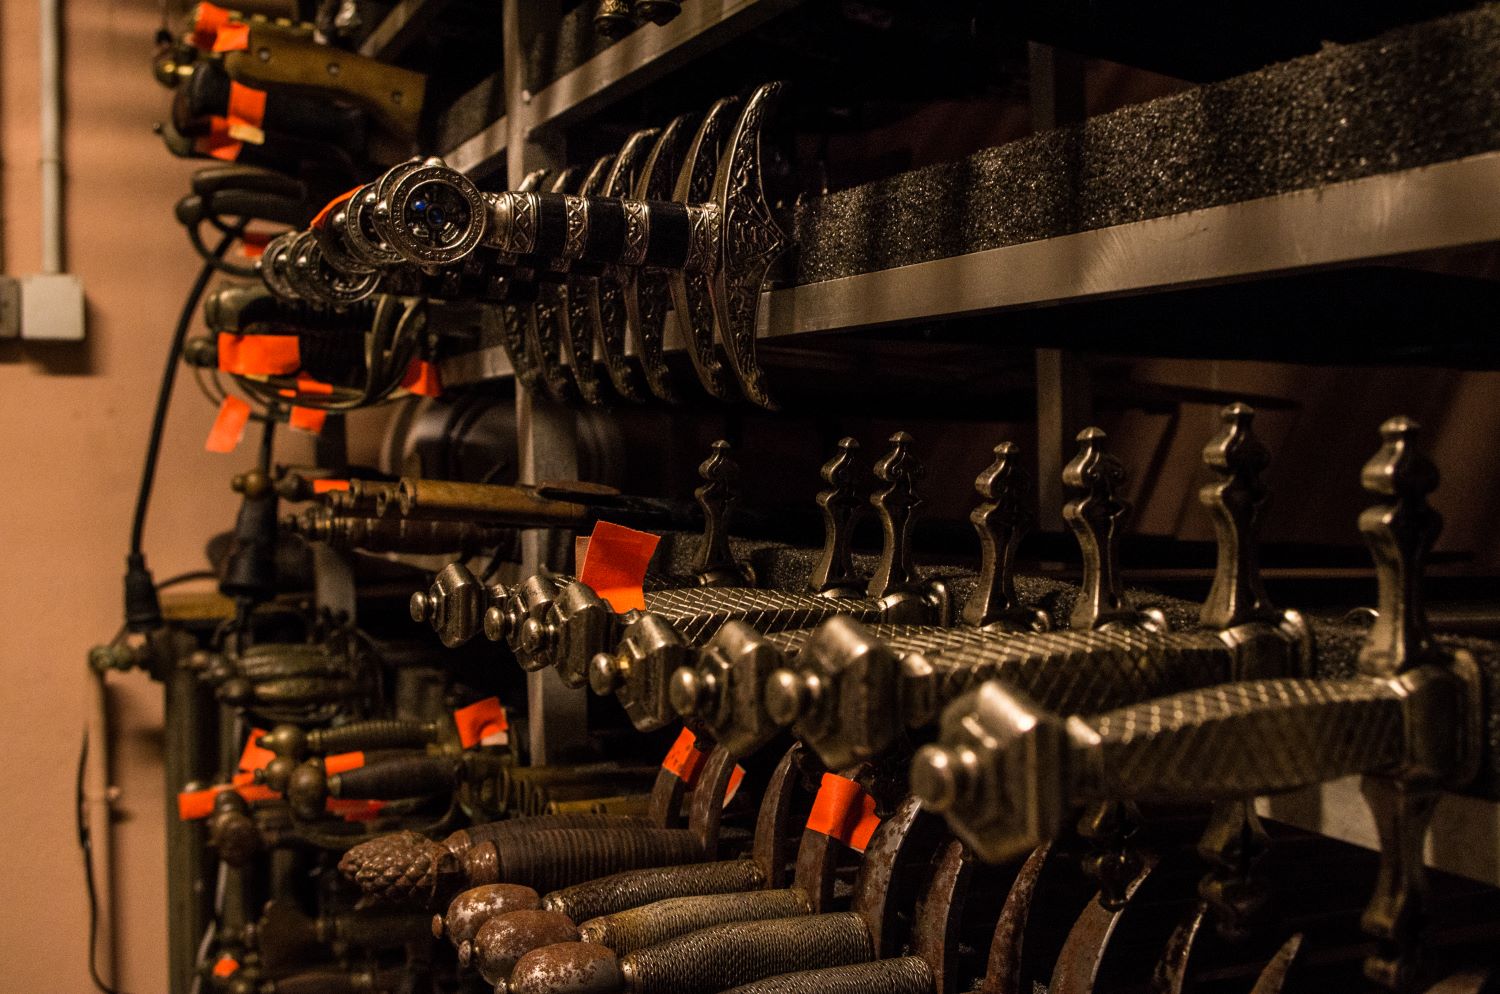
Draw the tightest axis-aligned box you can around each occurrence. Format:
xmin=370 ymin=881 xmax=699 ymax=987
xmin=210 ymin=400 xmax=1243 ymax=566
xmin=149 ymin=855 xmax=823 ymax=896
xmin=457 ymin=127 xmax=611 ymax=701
xmin=794 ymin=5 xmax=1500 ymax=285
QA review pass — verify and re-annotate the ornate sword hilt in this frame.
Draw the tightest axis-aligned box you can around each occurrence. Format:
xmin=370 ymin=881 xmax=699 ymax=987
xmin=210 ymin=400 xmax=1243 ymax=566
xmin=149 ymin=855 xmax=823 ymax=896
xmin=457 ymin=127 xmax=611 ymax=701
xmin=694 ymin=439 xmax=745 ymax=586
xmin=961 ymin=442 xmax=1049 ymax=631
xmin=409 ymin=561 xmax=509 ymax=648
xmin=866 ymin=431 xmax=923 ymax=600
xmin=808 ymin=437 xmax=866 ymax=595
xmin=1062 ymin=427 xmax=1150 ymax=630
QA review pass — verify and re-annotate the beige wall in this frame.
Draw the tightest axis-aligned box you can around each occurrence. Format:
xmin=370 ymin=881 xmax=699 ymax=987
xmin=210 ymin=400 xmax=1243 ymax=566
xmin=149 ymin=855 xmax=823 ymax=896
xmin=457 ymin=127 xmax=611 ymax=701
xmin=0 ymin=2 xmax=307 ymax=989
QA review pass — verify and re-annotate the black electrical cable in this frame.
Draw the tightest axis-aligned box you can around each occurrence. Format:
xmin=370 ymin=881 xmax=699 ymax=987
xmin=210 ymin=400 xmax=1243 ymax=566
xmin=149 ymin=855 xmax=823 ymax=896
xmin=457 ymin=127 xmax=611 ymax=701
xmin=124 ymin=222 xmax=245 ymax=632
xmin=78 ymin=728 xmax=130 ymax=994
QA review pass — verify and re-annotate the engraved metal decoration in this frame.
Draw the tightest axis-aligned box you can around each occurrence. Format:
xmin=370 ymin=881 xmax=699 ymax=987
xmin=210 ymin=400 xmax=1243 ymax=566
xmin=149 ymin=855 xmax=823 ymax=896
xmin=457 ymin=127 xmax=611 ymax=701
xmin=1061 ymin=427 xmax=1135 ymax=629
xmin=625 ymin=114 xmax=694 ymax=403
xmin=565 ymin=156 xmax=617 ymax=406
xmin=962 ymin=442 xmax=1048 ymax=631
xmin=669 ymin=96 xmax=740 ymax=400
xmin=494 ymin=168 xmax=551 ymax=389
xmin=380 ymin=158 xmax=490 ymax=267
xmin=693 ymin=440 xmax=743 ymax=586
xmin=808 ymin=438 xmax=864 ymax=594
xmin=1199 ymin=403 xmax=1277 ymax=630
xmin=527 ymin=167 xmax=584 ymax=404
xmin=709 ymin=82 xmax=789 ymax=410
xmin=867 ymin=432 xmax=922 ymax=598
xmin=590 ymin=129 xmax=658 ymax=402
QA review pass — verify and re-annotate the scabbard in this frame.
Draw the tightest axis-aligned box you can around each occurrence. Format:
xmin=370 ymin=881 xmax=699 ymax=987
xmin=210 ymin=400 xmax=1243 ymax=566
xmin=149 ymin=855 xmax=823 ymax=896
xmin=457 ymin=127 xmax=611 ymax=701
xmin=467 ymin=828 xmax=705 ymax=894
xmin=720 ymin=958 xmax=934 ymax=994
xmin=619 ymin=912 xmax=871 ymax=994
xmin=581 ymin=887 xmax=810 ymax=955
xmin=544 ymin=858 xmax=766 ymax=923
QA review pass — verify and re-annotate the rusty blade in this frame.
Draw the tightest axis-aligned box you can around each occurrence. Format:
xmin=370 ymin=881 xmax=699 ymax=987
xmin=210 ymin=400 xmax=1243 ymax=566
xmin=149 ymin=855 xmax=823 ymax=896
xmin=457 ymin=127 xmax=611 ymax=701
xmin=1247 ymin=933 xmax=1304 ymax=994
xmin=1046 ymin=853 xmax=1164 ymax=994
xmin=978 ymin=843 xmax=1095 ymax=994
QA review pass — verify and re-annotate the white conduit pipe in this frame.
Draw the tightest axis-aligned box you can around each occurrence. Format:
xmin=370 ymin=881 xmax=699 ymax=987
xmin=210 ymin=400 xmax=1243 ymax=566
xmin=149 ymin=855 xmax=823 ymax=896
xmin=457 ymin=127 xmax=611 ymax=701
xmin=39 ymin=0 xmax=64 ymax=274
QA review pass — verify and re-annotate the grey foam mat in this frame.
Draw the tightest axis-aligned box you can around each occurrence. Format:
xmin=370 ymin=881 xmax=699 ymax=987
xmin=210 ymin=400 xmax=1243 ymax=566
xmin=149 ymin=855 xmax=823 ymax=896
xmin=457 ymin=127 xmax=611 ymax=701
xmin=793 ymin=4 xmax=1500 ymax=285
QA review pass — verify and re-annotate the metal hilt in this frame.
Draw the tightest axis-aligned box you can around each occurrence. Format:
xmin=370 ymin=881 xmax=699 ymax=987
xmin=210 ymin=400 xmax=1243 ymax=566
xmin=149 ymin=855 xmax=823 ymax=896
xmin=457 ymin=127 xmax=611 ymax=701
xmin=579 ymin=888 xmax=812 ymax=955
xmin=962 ymin=442 xmax=1048 ymax=631
xmin=866 ymin=432 xmax=922 ymax=599
xmin=669 ymin=621 xmax=805 ymax=757
xmin=694 ymin=439 xmax=744 ymax=585
xmin=809 ymin=437 xmax=865 ymax=594
xmin=1061 ymin=427 xmax=1142 ymax=630
xmin=409 ymin=561 xmax=508 ymax=648
xmin=494 ymin=572 xmax=567 ymax=668
xmin=772 ymin=615 xmax=1238 ymax=771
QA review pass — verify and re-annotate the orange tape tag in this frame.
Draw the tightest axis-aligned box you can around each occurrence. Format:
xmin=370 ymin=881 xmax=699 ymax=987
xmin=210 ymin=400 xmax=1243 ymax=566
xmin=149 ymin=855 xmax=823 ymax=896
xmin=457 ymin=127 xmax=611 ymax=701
xmin=212 ymin=956 xmax=240 ymax=978
xmin=205 ymin=395 xmax=251 ymax=453
xmin=194 ymin=117 xmax=243 ymax=162
xmin=190 ymin=2 xmax=233 ymax=48
xmin=227 ymin=81 xmax=267 ymax=131
xmin=218 ymin=332 xmax=300 ymax=375
xmin=313 ymin=478 xmax=351 ymax=494
xmin=401 ymin=358 xmax=443 ymax=397
xmin=723 ymin=764 xmax=746 ymax=809
xmin=324 ymin=751 xmax=366 ymax=775
xmin=578 ymin=520 xmax=660 ymax=613
xmin=240 ymin=229 xmax=272 ymax=259
xmin=326 ymin=798 xmax=386 ymax=822
xmin=238 ymin=728 xmax=275 ymax=775
xmin=661 ymin=728 xmax=708 ymax=786
xmin=805 ymin=773 xmax=881 ymax=853
xmin=289 ymin=406 xmax=327 ymax=435
xmin=212 ymin=20 xmax=250 ymax=52
xmin=176 ymin=780 xmax=279 ymax=821
xmin=453 ymin=697 xmax=508 ymax=748
xmin=311 ymin=186 xmax=364 ymax=230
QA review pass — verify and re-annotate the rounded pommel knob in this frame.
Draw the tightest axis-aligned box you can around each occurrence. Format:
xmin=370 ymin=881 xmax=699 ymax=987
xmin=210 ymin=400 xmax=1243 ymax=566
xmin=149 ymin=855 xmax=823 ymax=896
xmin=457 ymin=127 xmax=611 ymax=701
xmin=1358 ymin=416 xmax=1442 ymax=678
xmin=485 ymin=605 xmax=512 ymax=643
xmin=1062 ymin=427 xmax=1133 ymax=630
xmin=338 ymin=830 xmax=462 ymax=908
xmin=417 ymin=562 xmax=490 ymax=649
xmin=410 ymin=590 xmax=433 ymax=623
xmin=589 ymin=653 xmax=626 ymax=696
xmin=1199 ymin=403 xmax=1276 ymax=630
xmin=867 ymin=431 xmax=923 ymax=598
xmin=259 ymin=725 xmax=308 ymax=758
xmin=669 ymin=667 xmax=707 ymax=717
xmin=763 ymin=669 xmax=818 ymax=728
xmin=373 ymin=159 xmax=487 ymax=267
xmin=286 ymin=760 xmax=329 ymax=821
xmin=912 ymin=681 xmax=1065 ymax=864
xmin=262 ymin=754 xmax=298 ymax=793
xmin=437 ymin=884 xmax=543 ymax=947
xmin=593 ymin=0 xmax=637 ymax=39
xmin=509 ymin=942 xmax=622 ymax=994
xmin=472 ymin=911 xmax=581 ymax=986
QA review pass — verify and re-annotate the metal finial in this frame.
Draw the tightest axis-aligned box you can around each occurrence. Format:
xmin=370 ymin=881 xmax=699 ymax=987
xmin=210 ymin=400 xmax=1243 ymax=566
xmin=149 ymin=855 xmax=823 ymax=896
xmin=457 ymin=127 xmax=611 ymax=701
xmin=1062 ymin=428 xmax=1133 ymax=629
xmin=1199 ymin=403 xmax=1278 ymax=630
xmin=808 ymin=438 xmax=864 ymax=593
xmin=693 ymin=440 xmax=742 ymax=585
xmin=1357 ymin=416 xmax=1441 ymax=678
xmin=962 ymin=443 xmax=1041 ymax=628
xmin=867 ymin=432 xmax=923 ymax=598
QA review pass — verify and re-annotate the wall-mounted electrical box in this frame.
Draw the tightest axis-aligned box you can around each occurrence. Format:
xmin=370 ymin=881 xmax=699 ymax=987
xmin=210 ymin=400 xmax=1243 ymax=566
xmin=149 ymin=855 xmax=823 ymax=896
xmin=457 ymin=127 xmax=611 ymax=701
xmin=19 ymin=272 xmax=86 ymax=341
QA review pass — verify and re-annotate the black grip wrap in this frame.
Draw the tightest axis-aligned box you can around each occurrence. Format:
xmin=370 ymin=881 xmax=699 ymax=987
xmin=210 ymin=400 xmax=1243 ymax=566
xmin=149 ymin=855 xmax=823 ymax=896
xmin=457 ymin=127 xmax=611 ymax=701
xmin=580 ymin=887 xmax=809 ymax=955
xmin=577 ymin=198 xmax=627 ymax=265
xmin=720 ymin=958 xmax=934 ymax=994
xmin=533 ymin=194 xmax=572 ymax=258
xmin=311 ymin=719 xmax=435 ymax=755
xmin=545 ymin=859 xmax=765 ymax=924
xmin=642 ymin=202 xmax=690 ymax=269
xmin=451 ymin=813 xmax=648 ymax=850
xmin=329 ymin=755 xmax=459 ymax=799
xmin=619 ymin=912 xmax=873 ymax=994
xmin=490 ymin=828 xmax=705 ymax=895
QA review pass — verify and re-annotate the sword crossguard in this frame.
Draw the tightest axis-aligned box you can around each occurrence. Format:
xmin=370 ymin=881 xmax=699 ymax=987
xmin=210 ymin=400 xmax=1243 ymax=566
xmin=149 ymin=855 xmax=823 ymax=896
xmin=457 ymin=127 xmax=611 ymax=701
xmin=867 ymin=432 xmax=923 ymax=599
xmin=1358 ymin=416 xmax=1442 ymax=679
xmin=693 ymin=440 xmax=744 ymax=586
xmin=809 ymin=438 xmax=865 ymax=594
xmin=1199 ymin=403 xmax=1278 ymax=631
xmin=1062 ymin=428 xmax=1139 ymax=630
xmin=962 ymin=442 xmax=1047 ymax=631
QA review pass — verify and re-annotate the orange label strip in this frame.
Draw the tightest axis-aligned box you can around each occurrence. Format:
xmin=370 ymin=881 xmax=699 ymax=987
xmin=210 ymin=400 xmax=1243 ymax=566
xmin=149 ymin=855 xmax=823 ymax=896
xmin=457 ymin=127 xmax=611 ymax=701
xmin=805 ymin=772 xmax=881 ymax=853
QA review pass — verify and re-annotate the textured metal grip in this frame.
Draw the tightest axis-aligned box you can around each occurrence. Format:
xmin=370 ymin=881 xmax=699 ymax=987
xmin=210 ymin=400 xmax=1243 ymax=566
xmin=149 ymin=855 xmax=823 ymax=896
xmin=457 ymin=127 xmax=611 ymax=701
xmin=310 ymin=719 xmax=435 ymax=754
xmin=329 ymin=755 xmax=458 ymax=799
xmin=620 ymin=912 xmax=872 ymax=994
xmin=925 ymin=628 xmax=1230 ymax=718
xmin=581 ymin=887 xmax=810 ymax=954
xmin=488 ymin=828 xmax=706 ymax=895
xmin=1070 ymin=677 xmax=1406 ymax=802
xmin=721 ymin=957 xmax=934 ymax=994
xmin=544 ymin=858 xmax=764 ymax=923
xmin=647 ymin=587 xmax=882 ymax=643
xmin=452 ymin=813 xmax=646 ymax=849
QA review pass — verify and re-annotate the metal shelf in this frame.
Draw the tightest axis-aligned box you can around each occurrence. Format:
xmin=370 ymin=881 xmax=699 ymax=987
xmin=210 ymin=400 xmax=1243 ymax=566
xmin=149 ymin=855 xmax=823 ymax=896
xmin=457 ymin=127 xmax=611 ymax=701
xmin=359 ymin=0 xmax=451 ymax=61
xmin=1258 ymin=778 xmax=1500 ymax=889
xmin=442 ymin=0 xmax=800 ymax=178
xmin=440 ymin=149 xmax=1500 ymax=387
